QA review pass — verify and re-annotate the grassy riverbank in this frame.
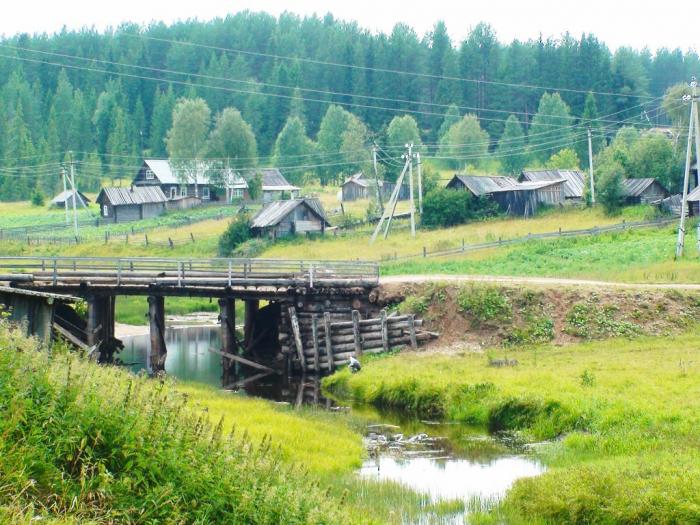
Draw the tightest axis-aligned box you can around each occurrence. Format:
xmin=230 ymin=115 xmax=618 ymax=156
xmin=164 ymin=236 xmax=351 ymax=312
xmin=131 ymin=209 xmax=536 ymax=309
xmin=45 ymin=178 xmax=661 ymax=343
xmin=324 ymin=332 xmax=700 ymax=523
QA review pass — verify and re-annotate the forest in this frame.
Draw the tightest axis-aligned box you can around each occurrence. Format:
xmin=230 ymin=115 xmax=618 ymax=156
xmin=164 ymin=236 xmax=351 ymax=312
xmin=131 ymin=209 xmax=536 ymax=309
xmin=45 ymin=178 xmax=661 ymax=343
xmin=0 ymin=10 xmax=697 ymax=200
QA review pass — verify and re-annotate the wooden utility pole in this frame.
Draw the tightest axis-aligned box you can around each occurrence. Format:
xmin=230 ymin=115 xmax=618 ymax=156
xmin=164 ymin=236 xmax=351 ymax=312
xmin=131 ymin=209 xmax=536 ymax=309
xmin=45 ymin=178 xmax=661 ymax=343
xmin=370 ymin=156 xmax=410 ymax=243
xmin=587 ymin=128 xmax=595 ymax=204
xmin=68 ymin=152 xmax=79 ymax=238
xmin=372 ymin=145 xmax=384 ymax=213
xmin=405 ymin=143 xmax=416 ymax=237
xmin=676 ymin=77 xmax=700 ymax=258
xmin=61 ymin=167 xmax=69 ymax=224
xmin=416 ymin=151 xmax=423 ymax=215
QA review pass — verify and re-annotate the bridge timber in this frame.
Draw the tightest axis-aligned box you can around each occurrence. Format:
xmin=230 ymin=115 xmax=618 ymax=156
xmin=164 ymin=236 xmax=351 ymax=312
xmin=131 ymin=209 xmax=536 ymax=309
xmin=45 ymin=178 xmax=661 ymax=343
xmin=0 ymin=256 xmax=433 ymax=379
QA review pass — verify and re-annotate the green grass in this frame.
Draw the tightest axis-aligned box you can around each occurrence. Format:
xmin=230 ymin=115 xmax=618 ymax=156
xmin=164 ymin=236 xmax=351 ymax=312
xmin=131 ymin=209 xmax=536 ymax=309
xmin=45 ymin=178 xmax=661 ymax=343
xmin=0 ymin=319 xmax=350 ymax=524
xmin=323 ymin=331 xmax=700 ymax=523
xmin=383 ymin=222 xmax=700 ymax=283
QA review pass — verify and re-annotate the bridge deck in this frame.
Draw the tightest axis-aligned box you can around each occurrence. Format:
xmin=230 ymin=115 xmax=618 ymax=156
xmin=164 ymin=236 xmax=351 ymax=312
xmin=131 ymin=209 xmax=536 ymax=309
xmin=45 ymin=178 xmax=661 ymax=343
xmin=0 ymin=256 xmax=379 ymax=295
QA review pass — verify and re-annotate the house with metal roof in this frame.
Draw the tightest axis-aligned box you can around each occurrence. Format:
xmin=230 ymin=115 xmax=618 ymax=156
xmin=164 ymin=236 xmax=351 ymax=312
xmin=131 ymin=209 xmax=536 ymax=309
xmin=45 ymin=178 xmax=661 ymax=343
xmin=446 ymin=174 xmax=564 ymax=216
xmin=133 ymin=159 xmax=219 ymax=201
xmin=621 ymin=178 xmax=669 ymax=205
xmin=257 ymin=168 xmax=300 ymax=203
xmin=342 ymin=172 xmax=370 ymax=201
xmin=250 ymin=198 xmax=330 ymax=239
xmin=50 ymin=189 xmax=90 ymax=209
xmin=96 ymin=186 xmax=168 ymax=223
xmin=519 ymin=170 xmax=585 ymax=202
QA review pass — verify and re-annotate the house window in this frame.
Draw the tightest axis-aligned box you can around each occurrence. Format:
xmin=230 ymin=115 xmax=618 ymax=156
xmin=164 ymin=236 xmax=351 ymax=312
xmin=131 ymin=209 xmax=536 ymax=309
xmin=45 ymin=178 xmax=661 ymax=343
xmin=145 ymin=169 xmax=155 ymax=180
xmin=180 ymin=186 xmax=187 ymax=197
xmin=102 ymin=205 xmax=109 ymax=217
xmin=169 ymin=187 xmax=177 ymax=199
xmin=202 ymin=187 xmax=211 ymax=200
xmin=233 ymin=189 xmax=243 ymax=198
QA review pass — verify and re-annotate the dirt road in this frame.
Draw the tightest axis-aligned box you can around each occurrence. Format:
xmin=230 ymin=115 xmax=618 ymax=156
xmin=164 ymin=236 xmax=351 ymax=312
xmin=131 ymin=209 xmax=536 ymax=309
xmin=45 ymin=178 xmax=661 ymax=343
xmin=380 ymin=274 xmax=700 ymax=290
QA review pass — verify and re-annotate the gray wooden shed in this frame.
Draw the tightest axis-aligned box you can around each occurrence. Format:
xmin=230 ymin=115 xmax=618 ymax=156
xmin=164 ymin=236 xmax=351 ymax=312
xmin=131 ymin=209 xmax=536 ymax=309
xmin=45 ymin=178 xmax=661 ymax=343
xmin=96 ymin=186 xmax=168 ymax=223
xmin=342 ymin=172 xmax=370 ymax=201
xmin=621 ymin=178 xmax=669 ymax=205
xmin=250 ymin=198 xmax=330 ymax=239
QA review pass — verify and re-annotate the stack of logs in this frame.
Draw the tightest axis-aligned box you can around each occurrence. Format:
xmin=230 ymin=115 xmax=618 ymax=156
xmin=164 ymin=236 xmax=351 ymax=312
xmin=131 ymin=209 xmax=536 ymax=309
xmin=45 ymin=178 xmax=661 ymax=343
xmin=280 ymin=307 xmax=436 ymax=373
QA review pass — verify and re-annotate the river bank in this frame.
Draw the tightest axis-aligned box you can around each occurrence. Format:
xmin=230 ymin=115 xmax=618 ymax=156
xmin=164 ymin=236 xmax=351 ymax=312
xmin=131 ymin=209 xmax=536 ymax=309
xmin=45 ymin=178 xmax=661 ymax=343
xmin=323 ymin=330 xmax=700 ymax=523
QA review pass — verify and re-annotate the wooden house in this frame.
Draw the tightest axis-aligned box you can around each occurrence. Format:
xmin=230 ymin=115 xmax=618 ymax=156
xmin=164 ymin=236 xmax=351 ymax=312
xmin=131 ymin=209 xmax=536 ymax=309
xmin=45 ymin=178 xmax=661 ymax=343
xmin=446 ymin=174 xmax=563 ymax=216
xmin=381 ymin=180 xmax=410 ymax=201
xmin=259 ymin=168 xmax=300 ymax=203
xmin=250 ymin=198 xmax=330 ymax=239
xmin=96 ymin=186 xmax=167 ymax=223
xmin=50 ymin=189 xmax=90 ymax=209
xmin=133 ymin=159 xmax=218 ymax=201
xmin=342 ymin=172 xmax=370 ymax=201
xmin=621 ymin=178 xmax=669 ymax=205
xmin=520 ymin=170 xmax=585 ymax=202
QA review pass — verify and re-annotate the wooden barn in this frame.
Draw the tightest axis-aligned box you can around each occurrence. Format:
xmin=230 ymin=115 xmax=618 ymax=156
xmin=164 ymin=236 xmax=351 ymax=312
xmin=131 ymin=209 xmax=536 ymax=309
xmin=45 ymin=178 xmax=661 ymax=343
xmin=381 ymin=180 xmax=410 ymax=201
xmin=621 ymin=178 xmax=669 ymax=205
xmin=259 ymin=168 xmax=301 ymax=203
xmin=250 ymin=198 xmax=330 ymax=239
xmin=520 ymin=170 xmax=585 ymax=202
xmin=133 ymin=159 xmax=217 ymax=201
xmin=50 ymin=189 xmax=90 ymax=209
xmin=342 ymin=172 xmax=370 ymax=201
xmin=446 ymin=174 xmax=563 ymax=216
xmin=96 ymin=186 xmax=168 ymax=223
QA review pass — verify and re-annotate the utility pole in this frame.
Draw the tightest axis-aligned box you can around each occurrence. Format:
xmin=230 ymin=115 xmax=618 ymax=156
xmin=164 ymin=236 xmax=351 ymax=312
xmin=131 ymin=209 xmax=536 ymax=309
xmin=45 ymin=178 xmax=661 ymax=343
xmin=372 ymin=145 xmax=384 ymax=213
xmin=676 ymin=77 xmax=699 ymax=258
xmin=68 ymin=151 xmax=79 ymax=238
xmin=405 ymin=143 xmax=416 ymax=237
xmin=416 ymin=151 xmax=423 ymax=214
xmin=587 ymin=128 xmax=595 ymax=204
xmin=61 ymin=166 xmax=69 ymax=224
xmin=370 ymin=155 xmax=410 ymax=244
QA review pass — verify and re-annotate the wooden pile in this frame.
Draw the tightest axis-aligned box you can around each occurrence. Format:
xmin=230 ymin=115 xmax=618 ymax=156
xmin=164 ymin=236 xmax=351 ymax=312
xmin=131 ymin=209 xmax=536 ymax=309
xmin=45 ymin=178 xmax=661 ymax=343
xmin=280 ymin=307 xmax=436 ymax=373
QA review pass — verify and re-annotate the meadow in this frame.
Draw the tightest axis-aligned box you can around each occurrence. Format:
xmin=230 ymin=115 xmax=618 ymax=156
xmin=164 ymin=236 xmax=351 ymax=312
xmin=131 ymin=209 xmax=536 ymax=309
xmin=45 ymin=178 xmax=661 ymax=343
xmin=324 ymin=331 xmax=700 ymax=523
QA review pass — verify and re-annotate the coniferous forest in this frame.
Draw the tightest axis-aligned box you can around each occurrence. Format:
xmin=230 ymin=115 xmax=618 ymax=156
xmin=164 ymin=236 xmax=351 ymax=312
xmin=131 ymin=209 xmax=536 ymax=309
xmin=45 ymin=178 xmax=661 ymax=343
xmin=0 ymin=11 xmax=697 ymax=199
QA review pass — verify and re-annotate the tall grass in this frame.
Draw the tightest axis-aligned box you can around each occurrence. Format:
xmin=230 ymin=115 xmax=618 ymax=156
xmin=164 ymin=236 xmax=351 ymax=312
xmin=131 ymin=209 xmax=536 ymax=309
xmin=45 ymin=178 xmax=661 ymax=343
xmin=0 ymin=319 xmax=350 ymax=524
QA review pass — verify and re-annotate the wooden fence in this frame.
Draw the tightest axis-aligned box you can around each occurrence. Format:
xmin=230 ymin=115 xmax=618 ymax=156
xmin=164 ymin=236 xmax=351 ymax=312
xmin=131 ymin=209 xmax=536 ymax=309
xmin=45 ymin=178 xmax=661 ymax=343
xmin=382 ymin=217 xmax=679 ymax=262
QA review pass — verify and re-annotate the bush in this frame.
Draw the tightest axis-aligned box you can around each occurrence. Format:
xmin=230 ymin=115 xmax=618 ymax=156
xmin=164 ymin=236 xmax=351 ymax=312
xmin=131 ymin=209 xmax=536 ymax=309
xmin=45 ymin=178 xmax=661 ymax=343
xmin=421 ymin=189 xmax=498 ymax=228
xmin=218 ymin=214 xmax=251 ymax=256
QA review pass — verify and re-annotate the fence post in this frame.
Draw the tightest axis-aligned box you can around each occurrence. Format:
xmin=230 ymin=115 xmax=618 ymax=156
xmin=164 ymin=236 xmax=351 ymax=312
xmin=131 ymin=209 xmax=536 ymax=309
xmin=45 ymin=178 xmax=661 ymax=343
xmin=125 ymin=234 xmax=129 ymax=244
xmin=462 ymin=238 xmax=465 ymax=252
xmin=498 ymin=236 xmax=502 ymax=245
xmin=559 ymin=226 xmax=562 ymax=235
xmin=352 ymin=310 xmax=363 ymax=356
xmin=168 ymin=238 xmax=174 ymax=249
xmin=52 ymin=259 xmax=57 ymax=286
xmin=190 ymin=232 xmax=195 ymax=243
xmin=423 ymin=246 xmax=427 ymax=257
xmin=227 ymin=261 xmax=232 ymax=287
xmin=145 ymin=234 xmax=149 ymax=246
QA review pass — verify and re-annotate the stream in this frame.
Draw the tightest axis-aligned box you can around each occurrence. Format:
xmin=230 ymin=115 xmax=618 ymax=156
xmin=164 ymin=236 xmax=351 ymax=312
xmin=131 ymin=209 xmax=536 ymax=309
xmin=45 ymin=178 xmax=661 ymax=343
xmin=119 ymin=325 xmax=545 ymax=522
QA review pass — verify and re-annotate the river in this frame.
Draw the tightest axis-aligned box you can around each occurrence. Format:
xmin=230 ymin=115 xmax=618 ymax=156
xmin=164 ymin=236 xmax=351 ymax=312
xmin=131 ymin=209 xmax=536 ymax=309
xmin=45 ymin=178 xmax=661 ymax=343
xmin=119 ymin=324 xmax=545 ymax=521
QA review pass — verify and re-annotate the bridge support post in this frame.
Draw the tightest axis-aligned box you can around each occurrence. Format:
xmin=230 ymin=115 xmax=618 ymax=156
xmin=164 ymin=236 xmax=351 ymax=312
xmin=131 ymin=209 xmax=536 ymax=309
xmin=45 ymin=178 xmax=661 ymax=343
xmin=148 ymin=296 xmax=167 ymax=373
xmin=244 ymin=299 xmax=259 ymax=351
xmin=219 ymin=297 xmax=236 ymax=386
xmin=86 ymin=295 xmax=115 ymax=361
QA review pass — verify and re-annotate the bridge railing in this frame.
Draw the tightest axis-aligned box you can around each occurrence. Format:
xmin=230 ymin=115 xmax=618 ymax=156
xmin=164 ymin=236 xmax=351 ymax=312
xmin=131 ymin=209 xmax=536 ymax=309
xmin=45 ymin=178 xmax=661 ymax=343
xmin=0 ymin=256 xmax=380 ymax=288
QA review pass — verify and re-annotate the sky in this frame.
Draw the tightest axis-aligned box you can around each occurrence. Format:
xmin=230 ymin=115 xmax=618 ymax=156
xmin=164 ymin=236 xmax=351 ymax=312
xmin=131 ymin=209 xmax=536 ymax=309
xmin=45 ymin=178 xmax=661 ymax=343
xmin=2 ymin=0 xmax=699 ymax=52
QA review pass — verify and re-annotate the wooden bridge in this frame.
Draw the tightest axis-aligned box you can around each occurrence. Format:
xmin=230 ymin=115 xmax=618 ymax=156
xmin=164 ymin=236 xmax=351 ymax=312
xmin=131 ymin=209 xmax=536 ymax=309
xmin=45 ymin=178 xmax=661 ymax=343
xmin=0 ymin=256 xmax=433 ymax=379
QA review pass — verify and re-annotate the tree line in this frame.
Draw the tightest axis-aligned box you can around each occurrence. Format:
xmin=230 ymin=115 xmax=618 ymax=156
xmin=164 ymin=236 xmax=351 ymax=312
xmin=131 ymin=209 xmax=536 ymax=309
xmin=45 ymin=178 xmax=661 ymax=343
xmin=0 ymin=11 xmax=696 ymax=200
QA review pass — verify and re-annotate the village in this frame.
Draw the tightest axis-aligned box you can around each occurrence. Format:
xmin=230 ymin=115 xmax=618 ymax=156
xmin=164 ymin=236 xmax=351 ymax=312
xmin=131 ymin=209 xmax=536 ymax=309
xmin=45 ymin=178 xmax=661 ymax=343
xmin=2 ymin=4 xmax=700 ymax=525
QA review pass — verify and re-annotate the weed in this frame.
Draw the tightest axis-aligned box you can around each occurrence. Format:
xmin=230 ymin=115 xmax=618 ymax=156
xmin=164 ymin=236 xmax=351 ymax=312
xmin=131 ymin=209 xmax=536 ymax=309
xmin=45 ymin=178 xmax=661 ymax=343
xmin=457 ymin=285 xmax=512 ymax=325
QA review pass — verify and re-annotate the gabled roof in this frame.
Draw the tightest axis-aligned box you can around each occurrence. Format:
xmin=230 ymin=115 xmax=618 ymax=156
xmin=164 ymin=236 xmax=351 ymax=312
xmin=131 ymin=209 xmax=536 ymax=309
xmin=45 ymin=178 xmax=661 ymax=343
xmin=97 ymin=186 xmax=168 ymax=206
xmin=343 ymin=172 xmax=369 ymax=188
xmin=621 ymin=178 xmax=666 ymax=197
xmin=250 ymin=198 xmax=329 ymax=229
xmin=520 ymin=170 xmax=584 ymax=199
xmin=51 ymin=189 xmax=90 ymax=205
xmin=143 ymin=159 xmax=210 ymax=185
xmin=256 ymin=168 xmax=300 ymax=192
xmin=448 ymin=174 xmax=519 ymax=196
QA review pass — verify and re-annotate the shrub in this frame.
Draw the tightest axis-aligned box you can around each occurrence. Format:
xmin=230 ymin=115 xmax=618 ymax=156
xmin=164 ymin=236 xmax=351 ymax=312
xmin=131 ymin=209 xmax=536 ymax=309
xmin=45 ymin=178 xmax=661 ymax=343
xmin=218 ymin=214 xmax=251 ymax=256
xmin=422 ymin=188 xmax=498 ymax=228
xmin=457 ymin=285 xmax=512 ymax=324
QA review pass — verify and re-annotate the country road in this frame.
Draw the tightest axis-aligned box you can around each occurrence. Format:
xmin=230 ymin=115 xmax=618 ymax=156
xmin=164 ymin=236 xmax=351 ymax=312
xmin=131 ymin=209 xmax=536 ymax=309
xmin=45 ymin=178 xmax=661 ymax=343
xmin=380 ymin=274 xmax=700 ymax=290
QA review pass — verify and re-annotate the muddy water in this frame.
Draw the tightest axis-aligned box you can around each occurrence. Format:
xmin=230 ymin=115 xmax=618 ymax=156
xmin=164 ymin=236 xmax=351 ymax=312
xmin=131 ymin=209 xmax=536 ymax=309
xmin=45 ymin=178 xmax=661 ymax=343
xmin=119 ymin=325 xmax=545 ymax=518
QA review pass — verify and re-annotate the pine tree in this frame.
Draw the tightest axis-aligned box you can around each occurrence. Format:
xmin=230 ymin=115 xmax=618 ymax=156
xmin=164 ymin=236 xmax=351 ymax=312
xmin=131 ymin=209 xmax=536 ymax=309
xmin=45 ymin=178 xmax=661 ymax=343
xmin=576 ymin=92 xmax=604 ymax=166
xmin=149 ymin=86 xmax=175 ymax=157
